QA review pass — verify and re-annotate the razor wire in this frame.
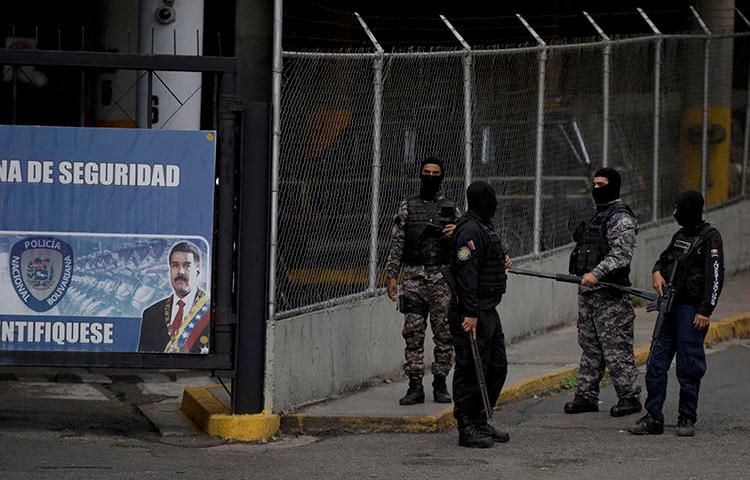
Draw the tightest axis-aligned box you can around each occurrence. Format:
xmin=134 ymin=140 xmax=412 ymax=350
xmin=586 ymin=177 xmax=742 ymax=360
xmin=275 ymin=32 xmax=750 ymax=318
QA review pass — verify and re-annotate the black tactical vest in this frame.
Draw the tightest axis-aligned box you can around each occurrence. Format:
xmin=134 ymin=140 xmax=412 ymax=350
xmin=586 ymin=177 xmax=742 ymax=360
xmin=661 ymin=224 xmax=716 ymax=303
xmin=458 ymin=214 xmax=507 ymax=308
xmin=402 ymin=195 xmax=457 ymax=266
xmin=569 ymin=204 xmax=635 ymax=286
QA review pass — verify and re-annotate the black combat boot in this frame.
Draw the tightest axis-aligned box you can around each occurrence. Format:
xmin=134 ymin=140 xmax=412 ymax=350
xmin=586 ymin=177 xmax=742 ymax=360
xmin=628 ymin=414 xmax=664 ymax=435
xmin=432 ymin=375 xmax=452 ymax=404
xmin=677 ymin=417 xmax=696 ymax=437
xmin=399 ymin=376 xmax=425 ymax=405
xmin=457 ymin=415 xmax=494 ymax=449
xmin=610 ymin=396 xmax=642 ymax=417
xmin=473 ymin=415 xmax=510 ymax=443
xmin=564 ymin=396 xmax=599 ymax=414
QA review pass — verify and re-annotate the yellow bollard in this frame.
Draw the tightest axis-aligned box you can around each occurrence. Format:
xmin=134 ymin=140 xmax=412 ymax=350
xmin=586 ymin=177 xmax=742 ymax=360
xmin=680 ymin=106 xmax=731 ymax=207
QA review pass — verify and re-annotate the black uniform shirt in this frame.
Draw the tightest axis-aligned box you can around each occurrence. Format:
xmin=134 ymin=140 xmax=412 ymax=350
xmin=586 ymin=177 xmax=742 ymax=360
xmin=653 ymin=223 xmax=724 ymax=316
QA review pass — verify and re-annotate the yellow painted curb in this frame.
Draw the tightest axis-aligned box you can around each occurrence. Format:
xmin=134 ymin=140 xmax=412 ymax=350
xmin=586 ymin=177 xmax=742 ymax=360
xmin=499 ymin=366 xmax=579 ymax=404
xmin=704 ymin=312 xmax=750 ymax=347
xmin=181 ymin=385 xmax=280 ymax=441
xmin=281 ymin=410 xmax=453 ymax=434
xmin=217 ymin=311 xmax=750 ymax=437
xmin=494 ymin=311 xmax=750 ymax=409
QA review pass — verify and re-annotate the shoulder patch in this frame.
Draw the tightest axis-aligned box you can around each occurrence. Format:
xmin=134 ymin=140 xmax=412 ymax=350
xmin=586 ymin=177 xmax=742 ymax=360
xmin=457 ymin=246 xmax=472 ymax=261
xmin=710 ymin=248 xmax=720 ymax=257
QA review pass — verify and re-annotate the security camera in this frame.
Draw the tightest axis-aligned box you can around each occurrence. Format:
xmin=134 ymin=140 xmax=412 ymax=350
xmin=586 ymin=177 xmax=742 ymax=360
xmin=155 ymin=5 xmax=176 ymax=25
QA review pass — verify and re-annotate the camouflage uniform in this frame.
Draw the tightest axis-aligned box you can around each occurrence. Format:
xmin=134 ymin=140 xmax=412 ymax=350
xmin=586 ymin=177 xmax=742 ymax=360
xmin=575 ymin=202 xmax=641 ymax=401
xmin=385 ymin=195 xmax=459 ymax=378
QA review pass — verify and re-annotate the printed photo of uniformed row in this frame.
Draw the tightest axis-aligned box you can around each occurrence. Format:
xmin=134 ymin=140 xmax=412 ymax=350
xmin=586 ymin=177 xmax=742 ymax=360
xmin=0 ymin=234 xmax=211 ymax=354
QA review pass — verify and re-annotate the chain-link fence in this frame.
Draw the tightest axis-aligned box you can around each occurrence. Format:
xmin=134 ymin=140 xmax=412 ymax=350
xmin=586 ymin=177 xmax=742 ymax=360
xmin=272 ymin=28 xmax=750 ymax=318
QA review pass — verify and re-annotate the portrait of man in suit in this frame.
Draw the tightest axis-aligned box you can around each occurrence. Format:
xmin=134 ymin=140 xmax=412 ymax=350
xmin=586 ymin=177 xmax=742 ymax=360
xmin=139 ymin=241 xmax=210 ymax=354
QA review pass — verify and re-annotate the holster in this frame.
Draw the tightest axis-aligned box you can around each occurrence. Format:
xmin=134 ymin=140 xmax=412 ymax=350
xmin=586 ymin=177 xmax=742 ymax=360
xmin=398 ymin=293 xmax=429 ymax=317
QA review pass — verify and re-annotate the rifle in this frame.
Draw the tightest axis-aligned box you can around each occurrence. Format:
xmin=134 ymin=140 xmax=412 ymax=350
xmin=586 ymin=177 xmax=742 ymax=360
xmin=440 ymin=266 xmax=494 ymax=420
xmin=645 ymin=271 xmax=676 ymax=366
xmin=508 ymin=267 xmax=658 ymax=302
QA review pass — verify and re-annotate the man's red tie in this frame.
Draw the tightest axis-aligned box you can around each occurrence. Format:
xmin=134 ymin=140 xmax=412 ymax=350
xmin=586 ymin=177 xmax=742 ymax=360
xmin=170 ymin=299 xmax=185 ymax=337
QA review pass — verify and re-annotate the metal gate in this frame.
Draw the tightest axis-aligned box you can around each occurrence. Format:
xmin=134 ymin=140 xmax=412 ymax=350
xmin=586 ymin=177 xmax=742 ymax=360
xmin=0 ymin=47 xmax=243 ymax=373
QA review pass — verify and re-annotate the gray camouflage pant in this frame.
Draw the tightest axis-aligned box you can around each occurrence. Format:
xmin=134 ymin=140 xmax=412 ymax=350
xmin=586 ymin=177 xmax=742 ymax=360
xmin=401 ymin=270 xmax=453 ymax=378
xmin=576 ymin=288 xmax=640 ymax=401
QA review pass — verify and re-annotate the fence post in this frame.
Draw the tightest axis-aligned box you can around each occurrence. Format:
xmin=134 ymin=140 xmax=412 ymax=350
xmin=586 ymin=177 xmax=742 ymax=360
xmin=737 ymin=7 xmax=750 ymax=197
xmin=355 ymin=13 xmax=384 ymax=293
xmin=584 ymin=11 xmax=611 ymax=168
xmin=440 ymin=15 xmax=473 ymax=202
xmin=518 ymin=14 xmax=547 ymax=256
xmin=261 ymin=0 xmax=284 ymax=412
xmin=638 ymin=8 xmax=663 ymax=222
xmin=691 ymin=6 xmax=712 ymax=200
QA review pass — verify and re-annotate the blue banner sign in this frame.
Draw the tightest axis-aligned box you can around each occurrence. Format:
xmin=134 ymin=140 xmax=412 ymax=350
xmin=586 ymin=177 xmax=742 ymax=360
xmin=0 ymin=125 xmax=216 ymax=354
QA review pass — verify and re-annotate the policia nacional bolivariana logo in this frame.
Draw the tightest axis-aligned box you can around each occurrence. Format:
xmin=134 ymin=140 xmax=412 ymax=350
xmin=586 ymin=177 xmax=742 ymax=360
xmin=9 ymin=237 xmax=74 ymax=312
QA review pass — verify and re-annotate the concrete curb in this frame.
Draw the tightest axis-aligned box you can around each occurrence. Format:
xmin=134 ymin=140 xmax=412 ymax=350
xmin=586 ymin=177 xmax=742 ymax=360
xmin=181 ymin=385 xmax=280 ymax=441
xmin=280 ymin=407 xmax=455 ymax=434
xmin=278 ymin=310 xmax=750 ymax=435
xmin=179 ymin=312 xmax=750 ymax=438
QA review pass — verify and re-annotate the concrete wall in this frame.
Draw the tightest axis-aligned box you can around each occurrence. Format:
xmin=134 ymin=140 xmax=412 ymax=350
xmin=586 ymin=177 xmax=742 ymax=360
xmin=272 ymin=199 xmax=750 ymax=412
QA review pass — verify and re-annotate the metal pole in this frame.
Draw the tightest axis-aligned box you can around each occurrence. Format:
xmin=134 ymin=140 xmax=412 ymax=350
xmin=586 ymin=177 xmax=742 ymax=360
xmin=146 ymin=70 xmax=153 ymax=128
xmin=638 ymin=8 xmax=663 ymax=222
xmin=215 ymin=72 xmax=241 ymax=393
xmin=691 ymin=6 xmax=712 ymax=200
xmin=584 ymin=11 xmax=611 ymax=167
xmin=572 ymin=120 xmax=591 ymax=165
xmin=264 ymin=0 xmax=284 ymax=413
xmin=737 ymin=8 xmax=750 ymax=197
xmin=518 ymin=14 xmax=547 ymax=256
xmin=234 ymin=101 xmax=272 ymax=414
xmin=440 ymin=15 xmax=473 ymax=199
xmin=11 ymin=24 xmax=18 ymax=123
xmin=80 ymin=27 xmax=86 ymax=126
xmin=80 ymin=70 xmax=86 ymax=126
xmin=462 ymin=56 xmax=473 ymax=197
xmin=369 ymin=57 xmax=383 ymax=291
xmin=355 ymin=12 xmax=384 ymax=293
xmin=11 ymin=67 xmax=17 ymax=125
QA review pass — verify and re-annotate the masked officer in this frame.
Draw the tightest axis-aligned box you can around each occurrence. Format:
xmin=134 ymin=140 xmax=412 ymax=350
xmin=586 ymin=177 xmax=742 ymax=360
xmin=385 ymin=157 xmax=460 ymax=406
xmin=630 ymin=191 xmax=724 ymax=437
xmin=447 ymin=181 xmax=512 ymax=448
xmin=566 ymin=167 xmax=642 ymax=417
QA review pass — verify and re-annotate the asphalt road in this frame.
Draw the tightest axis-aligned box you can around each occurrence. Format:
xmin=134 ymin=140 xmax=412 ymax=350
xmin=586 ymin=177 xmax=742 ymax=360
xmin=1 ymin=339 xmax=749 ymax=480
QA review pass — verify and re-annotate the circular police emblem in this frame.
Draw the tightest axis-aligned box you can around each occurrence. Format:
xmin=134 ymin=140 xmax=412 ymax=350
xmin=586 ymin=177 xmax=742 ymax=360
xmin=457 ymin=246 xmax=472 ymax=261
xmin=200 ymin=335 xmax=209 ymax=345
xmin=9 ymin=237 xmax=74 ymax=312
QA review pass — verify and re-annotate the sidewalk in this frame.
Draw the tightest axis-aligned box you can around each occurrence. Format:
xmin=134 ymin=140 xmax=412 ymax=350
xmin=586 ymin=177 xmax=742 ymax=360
xmin=266 ymin=270 xmax=750 ymax=434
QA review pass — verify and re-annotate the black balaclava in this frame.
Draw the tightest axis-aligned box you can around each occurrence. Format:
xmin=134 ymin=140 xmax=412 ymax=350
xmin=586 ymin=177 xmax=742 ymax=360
xmin=674 ymin=190 xmax=704 ymax=228
xmin=467 ymin=180 xmax=497 ymax=222
xmin=592 ymin=167 xmax=622 ymax=208
xmin=419 ymin=156 xmax=444 ymax=200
